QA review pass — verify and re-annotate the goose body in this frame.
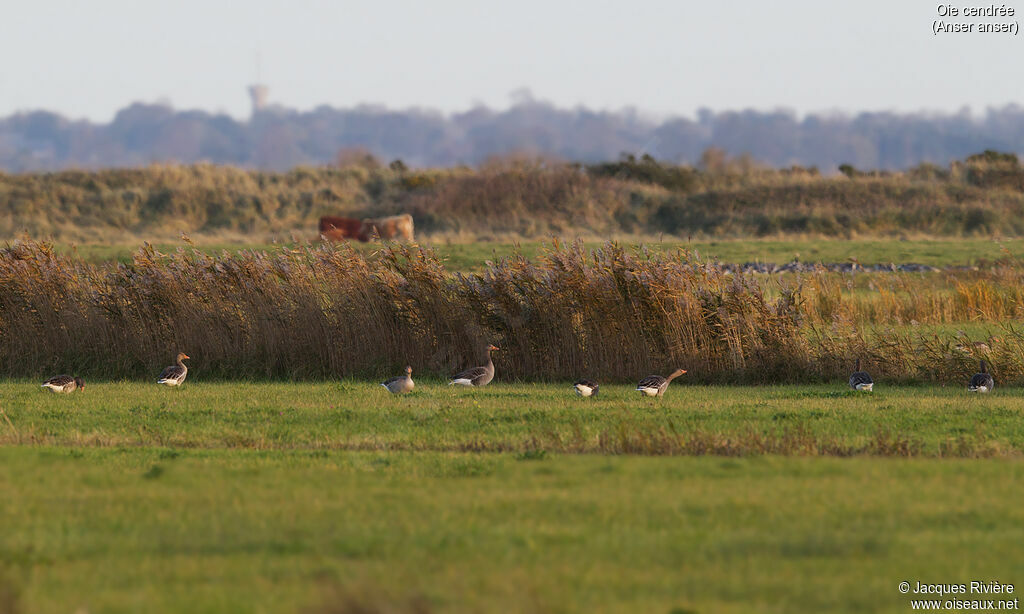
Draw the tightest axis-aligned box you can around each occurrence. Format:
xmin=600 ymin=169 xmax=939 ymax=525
xmin=969 ymin=360 xmax=994 ymax=393
xmin=41 ymin=374 xmax=84 ymax=393
xmin=449 ymin=345 xmax=499 ymax=387
xmin=848 ymin=359 xmax=873 ymax=392
xmin=157 ymin=353 xmax=190 ymax=386
xmin=636 ymin=369 xmax=687 ymax=397
xmin=573 ymin=379 xmax=599 ymax=397
xmin=382 ymin=366 xmax=415 ymax=394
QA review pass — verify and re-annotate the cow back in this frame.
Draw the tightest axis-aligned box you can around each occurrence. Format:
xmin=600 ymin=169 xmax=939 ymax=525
xmin=359 ymin=214 xmax=414 ymax=241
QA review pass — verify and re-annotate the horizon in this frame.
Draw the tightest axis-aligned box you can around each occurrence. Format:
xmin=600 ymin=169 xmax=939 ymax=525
xmin=2 ymin=0 xmax=1020 ymax=123
xmin=5 ymin=91 xmax=1021 ymax=126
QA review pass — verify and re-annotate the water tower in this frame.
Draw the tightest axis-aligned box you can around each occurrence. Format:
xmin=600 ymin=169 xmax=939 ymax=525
xmin=248 ymin=84 xmax=269 ymax=114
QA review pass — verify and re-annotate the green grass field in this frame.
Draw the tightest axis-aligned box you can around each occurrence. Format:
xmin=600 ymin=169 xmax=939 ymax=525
xmin=1 ymin=381 xmax=1023 ymax=613
xmin=3 ymin=449 xmax=1022 ymax=614
xmin=51 ymin=237 xmax=1024 ymax=269
xmin=2 ymin=382 xmax=1023 ymax=456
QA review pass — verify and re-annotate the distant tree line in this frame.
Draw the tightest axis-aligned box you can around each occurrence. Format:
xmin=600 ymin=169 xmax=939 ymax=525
xmin=1 ymin=98 xmax=1023 ymax=172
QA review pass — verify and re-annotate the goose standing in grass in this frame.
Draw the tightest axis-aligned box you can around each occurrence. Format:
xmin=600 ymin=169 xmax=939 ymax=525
xmin=848 ymin=359 xmax=873 ymax=392
xmin=573 ymin=378 xmax=599 ymax=397
xmin=157 ymin=353 xmax=190 ymax=387
xmin=449 ymin=344 xmax=499 ymax=387
xmin=636 ymin=368 xmax=687 ymax=397
xmin=382 ymin=366 xmax=415 ymax=394
xmin=41 ymin=375 xmax=85 ymax=393
xmin=969 ymin=360 xmax=995 ymax=393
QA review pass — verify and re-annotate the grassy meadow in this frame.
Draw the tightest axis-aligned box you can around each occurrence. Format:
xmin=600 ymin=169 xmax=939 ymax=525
xmin=2 ymin=447 xmax=1021 ymax=614
xmin=2 ymin=381 xmax=1024 ymax=613
xmin=1 ymin=381 xmax=1023 ymax=456
xmin=2 ymin=449 xmax=1021 ymax=614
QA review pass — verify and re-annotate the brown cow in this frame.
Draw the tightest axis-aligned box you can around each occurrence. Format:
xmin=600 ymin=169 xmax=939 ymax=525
xmin=318 ymin=216 xmax=366 ymax=241
xmin=359 ymin=214 xmax=414 ymax=242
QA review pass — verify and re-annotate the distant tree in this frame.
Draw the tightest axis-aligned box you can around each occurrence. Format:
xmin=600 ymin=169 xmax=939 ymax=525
xmin=966 ymin=150 xmax=1019 ymax=165
xmin=838 ymin=163 xmax=858 ymax=179
xmin=964 ymin=150 xmax=1024 ymax=189
xmin=588 ymin=153 xmax=696 ymax=191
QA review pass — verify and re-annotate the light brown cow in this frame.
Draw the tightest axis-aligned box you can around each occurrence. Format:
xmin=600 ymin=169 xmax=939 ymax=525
xmin=359 ymin=214 xmax=414 ymax=241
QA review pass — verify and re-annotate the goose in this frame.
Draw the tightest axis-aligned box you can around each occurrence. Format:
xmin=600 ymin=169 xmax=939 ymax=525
xmin=968 ymin=360 xmax=994 ymax=393
xmin=636 ymin=368 xmax=687 ymax=397
xmin=382 ymin=366 xmax=415 ymax=394
xmin=848 ymin=359 xmax=873 ymax=392
xmin=573 ymin=378 xmax=599 ymax=397
xmin=971 ymin=341 xmax=992 ymax=353
xmin=955 ymin=340 xmax=994 ymax=354
xmin=449 ymin=344 xmax=499 ymax=387
xmin=157 ymin=353 xmax=190 ymax=386
xmin=41 ymin=374 xmax=85 ymax=393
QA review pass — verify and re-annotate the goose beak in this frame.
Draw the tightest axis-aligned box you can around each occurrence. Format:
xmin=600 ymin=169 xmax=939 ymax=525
xmin=183 ymin=354 xmax=190 ymax=359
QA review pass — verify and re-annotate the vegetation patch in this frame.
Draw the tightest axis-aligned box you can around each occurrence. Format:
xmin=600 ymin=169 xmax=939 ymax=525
xmin=4 ymin=153 xmax=1024 ymax=242
xmin=1 ymin=448 xmax=1021 ymax=613
xmin=4 ymin=238 xmax=1024 ymax=384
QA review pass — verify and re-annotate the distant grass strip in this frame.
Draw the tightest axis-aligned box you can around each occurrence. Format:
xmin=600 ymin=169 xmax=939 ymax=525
xmin=52 ymin=237 xmax=1024 ymax=269
xmin=2 ymin=382 xmax=1022 ymax=457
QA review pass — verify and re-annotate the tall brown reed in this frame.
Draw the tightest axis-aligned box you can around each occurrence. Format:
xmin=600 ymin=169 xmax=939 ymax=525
xmin=0 ymin=239 xmax=805 ymax=381
xmin=4 ymin=238 xmax=1024 ymax=384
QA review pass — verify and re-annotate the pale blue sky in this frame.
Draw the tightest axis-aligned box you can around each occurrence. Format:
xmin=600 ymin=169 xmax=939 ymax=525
xmin=1 ymin=0 xmax=1020 ymax=121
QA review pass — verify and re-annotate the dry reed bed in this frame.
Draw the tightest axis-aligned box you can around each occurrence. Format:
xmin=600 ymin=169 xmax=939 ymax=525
xmin=2 ymin=239 xmax=1024 ymax=383
xmin=803 ymin=268 xmax=1024 ymax=325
